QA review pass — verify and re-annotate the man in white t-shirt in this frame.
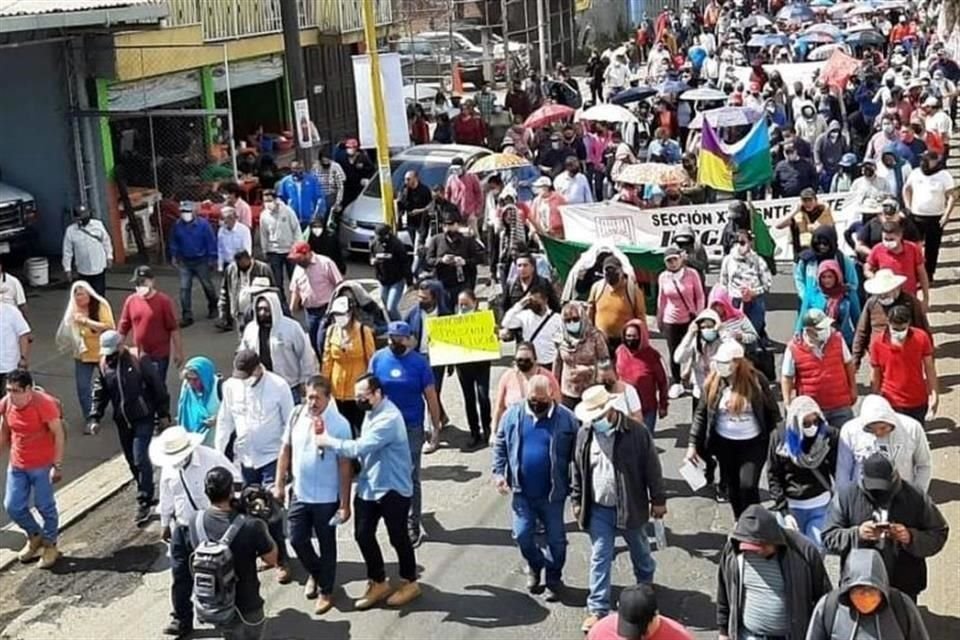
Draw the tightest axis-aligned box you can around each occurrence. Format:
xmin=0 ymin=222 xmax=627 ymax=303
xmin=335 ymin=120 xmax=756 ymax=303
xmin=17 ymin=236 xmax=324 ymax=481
xmin=903 ymin=150 xmax=956 ymax=280
xmin=597 ymin=360 xmax=645 ymax=423
xmin=922 ymin=96 xmax=953 ymax=146
xmin=0 ymin=263 xmax=27 ymax=314
xmin=0 ymin=301 xmax=31 ymax=387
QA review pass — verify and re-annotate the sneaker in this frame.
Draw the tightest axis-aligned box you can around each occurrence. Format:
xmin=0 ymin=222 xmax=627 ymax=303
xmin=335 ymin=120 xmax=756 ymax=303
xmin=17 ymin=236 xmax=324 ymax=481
xmin=581 ymin=613 xmax=602 ymax=633
xmin=161 ymin=619 xmax=193 ymax=638
xmin=386 ymin=580 xmax=422 ymax=607
xmin=355 ymin=580 xmax=392 ymax=610
xmin=17 ymin=534 xmax=42 ymax=563
xmin=38 ymin=542 xmax=59 ymax=569
xmin=409 ymin=526 xmax=423 ymax=549
xmin=178 ymin=317 xmax=194 ymax=329
xmin=314 ymin=594 xmax=334 ymax=615
xmin=276 ymin=564 xmax=292 ymax=584
xmin=668 ymin=383 xmax=684 ymax=399
xmin=422 ymin=440 xmax=438 ymax=454
xmin=715 ymin=484 xmax=729 ymax=504
xmin=303 ymin=576 xmax=318 ymax=600
xmin=544 ymin=582 xmax=563 ymax=602
xmin=135 ymin=503 xmax=152 ymax=526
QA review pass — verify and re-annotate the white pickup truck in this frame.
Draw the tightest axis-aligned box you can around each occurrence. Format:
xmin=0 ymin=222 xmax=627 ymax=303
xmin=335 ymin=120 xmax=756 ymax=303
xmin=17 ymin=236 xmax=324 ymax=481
xmin=0 ymin=181 xmax=38 ymax=260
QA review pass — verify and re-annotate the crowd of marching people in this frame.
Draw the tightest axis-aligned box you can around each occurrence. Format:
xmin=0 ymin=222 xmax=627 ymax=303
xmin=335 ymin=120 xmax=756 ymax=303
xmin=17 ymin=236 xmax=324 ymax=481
xmin=0 ymin=1 xmax=957 ymax=639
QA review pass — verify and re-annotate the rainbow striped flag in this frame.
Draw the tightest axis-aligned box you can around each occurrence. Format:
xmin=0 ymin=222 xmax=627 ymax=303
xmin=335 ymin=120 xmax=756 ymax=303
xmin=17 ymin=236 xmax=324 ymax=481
xmin=697 ymin=119 xmax=773 ymax=192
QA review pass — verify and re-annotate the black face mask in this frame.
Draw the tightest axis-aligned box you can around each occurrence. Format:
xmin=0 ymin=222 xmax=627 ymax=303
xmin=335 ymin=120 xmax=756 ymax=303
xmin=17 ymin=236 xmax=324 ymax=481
xmin=527 ymin=303 xmax=544 ymax=315
xmin=862 ymin=167 xmax=876 ymax=177
xmin=78 ymin=216 xmax=91 ymax=226
xmin=623 ymin=338 xmax=641 ymax=350
xmin=515 ymin=358 xmax=534 ymax=373
xmin=419 ymin=300 xmax=436 ymax=312
xmin=257 ymin=312 xmax=272 ymax=327
xmin=867 ymin=488 xmax=893 ymax=508
xmin=356 ymin=398 xmax=373 ymax=413
xmin=603 ymin=381 xmax=616 ymax=392
xmin=604 ymin=271 xmax=620 ymax=285
xmin=389 ymin=340 xmax=407 ymax=356
xmin=105 ymin=354 xmax=119 ymax=368
xmin=528 ymin=399 xmax=551 ymax=416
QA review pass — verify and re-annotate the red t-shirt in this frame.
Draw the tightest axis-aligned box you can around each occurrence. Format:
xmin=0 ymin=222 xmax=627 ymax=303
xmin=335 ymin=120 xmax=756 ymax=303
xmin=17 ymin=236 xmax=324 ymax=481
xmin=587 ymin=614 xmax=694 ymax=640
xmin=118 ymin=292 xmax=178 ymax=358
xmin=867 ymin=241 xmax=924 ymax=296
xmin=869 ymin=327 xmax=933 ymax=409
xmin=1 ymin=392 xmax=60 ymax=470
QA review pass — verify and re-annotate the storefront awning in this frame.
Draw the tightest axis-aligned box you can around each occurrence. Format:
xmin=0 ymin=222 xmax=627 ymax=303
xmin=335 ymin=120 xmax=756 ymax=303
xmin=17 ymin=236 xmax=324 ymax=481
xmin=0 ymin=0 xmax=167 ymax=34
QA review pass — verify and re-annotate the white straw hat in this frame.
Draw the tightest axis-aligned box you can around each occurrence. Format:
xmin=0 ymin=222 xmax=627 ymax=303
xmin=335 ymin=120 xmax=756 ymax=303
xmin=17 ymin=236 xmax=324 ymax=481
xmin=574 ymin=385 xmax=622 ymax=423
xmin=864 ymin=269 xmax=907 ymax=296
xmin=149 ymin=426 xmax=204 ymax=468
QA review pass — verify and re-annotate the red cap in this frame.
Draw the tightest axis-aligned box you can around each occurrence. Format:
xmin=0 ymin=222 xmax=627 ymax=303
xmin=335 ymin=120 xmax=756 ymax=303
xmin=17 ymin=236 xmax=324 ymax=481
xmin=288 ymin=241 xmax=311 ymax=258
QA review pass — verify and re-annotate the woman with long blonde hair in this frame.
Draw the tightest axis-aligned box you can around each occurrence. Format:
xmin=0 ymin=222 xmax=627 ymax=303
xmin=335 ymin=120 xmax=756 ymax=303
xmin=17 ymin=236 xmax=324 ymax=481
xmin=685 ymin=340 xmax=780 ymax=518
xmin=55 ymin=280 xmax=114 ymax=426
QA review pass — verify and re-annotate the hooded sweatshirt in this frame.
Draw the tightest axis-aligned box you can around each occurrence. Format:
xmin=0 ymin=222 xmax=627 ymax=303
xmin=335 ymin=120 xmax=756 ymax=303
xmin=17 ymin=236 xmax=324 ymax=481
xmin=553 ymin=311 xmax=609 ymax=399
xmin=794 ymin=227 xmax=861 ymax=325
xmin=767 ymin=396 xmax=838 ymax=514
xmin=614 ymin=319 xmax=668 ymax=416
xmin=240 ymin=292 xmax=316 ymax=388
xmin=876 ymin=144 xmax=911 ymax=207
xmin=806 ymin=549 xmax=929 ymax=640
xmin=707 ymin=285 xmax=759 ymax=345
xmin=814 ymin=121 xmax=847 ymax=172
xmin=835 ymin=395 xmax=932 ymax=493
xmin=796 ymin=259 xmax=857 ymax=345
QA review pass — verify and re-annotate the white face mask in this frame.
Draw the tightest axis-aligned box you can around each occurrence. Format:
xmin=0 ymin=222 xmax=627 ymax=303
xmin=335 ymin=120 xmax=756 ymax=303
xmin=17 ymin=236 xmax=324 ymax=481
xmin=890 ymin=328 xmax=908 ymax=342
xmin=334 ymin=314 xmax=350 ymax=328
xmin=180 ymin=212 xmax=194 ymax=223
xmin=714 ymin=361 xmax=734 ymax=378
xmin=135 ymin=285 xmax=151 ymax=297
xmin=802 ymin=422 xmax=821 ymax=438
xmin=311 ymin=227 xmax=323 ymax=237
xmin=882 ymin=239 xmax=899 ymax=250
xmin=878 ymin=294 xmax=896 ymax=305
xmin=265 ymin=201 xmax=277 ymax=211
xmin=816 ymin=327 xmax=831 ymax=343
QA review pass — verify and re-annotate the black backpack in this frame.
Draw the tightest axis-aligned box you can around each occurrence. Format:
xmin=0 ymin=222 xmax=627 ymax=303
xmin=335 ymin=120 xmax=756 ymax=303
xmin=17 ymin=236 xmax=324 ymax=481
xmin=820 ymin=587 xmax=912 ymax=637
xmin=191 ymin=512 xmax=247 ymax=625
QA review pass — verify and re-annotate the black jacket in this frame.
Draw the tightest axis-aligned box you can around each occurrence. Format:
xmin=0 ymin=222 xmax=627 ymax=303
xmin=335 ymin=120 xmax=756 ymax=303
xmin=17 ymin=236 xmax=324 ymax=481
xmin=424 ymin=231 xmax=484 ymax=289
xmin=369 ymin=234 xmax=412 ymax=287
xmin=89 ymin=351 xmax=170 ymax=425
xmin=766 ymin=426 xmax=839 ymax=514
xmin=689 ymin=374 xmax=781 ymax=454
xmin=717 ymin=506 xmax=832 ymax=640
xmin=570 ymin=414 xmax=666 ymax=531
xmin=822 ymin=477 xmax=949 ymax=597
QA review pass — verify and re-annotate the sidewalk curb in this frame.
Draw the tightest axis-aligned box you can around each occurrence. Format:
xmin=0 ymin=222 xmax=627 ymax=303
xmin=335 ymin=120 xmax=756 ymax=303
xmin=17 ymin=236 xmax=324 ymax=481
xmin=0 ymin=455 xmax=130 ymax=572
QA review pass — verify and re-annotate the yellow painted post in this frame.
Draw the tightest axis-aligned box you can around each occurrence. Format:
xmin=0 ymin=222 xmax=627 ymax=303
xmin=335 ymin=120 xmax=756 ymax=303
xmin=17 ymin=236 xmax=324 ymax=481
xmin=361 ymin=0 xmax=395 ymax=228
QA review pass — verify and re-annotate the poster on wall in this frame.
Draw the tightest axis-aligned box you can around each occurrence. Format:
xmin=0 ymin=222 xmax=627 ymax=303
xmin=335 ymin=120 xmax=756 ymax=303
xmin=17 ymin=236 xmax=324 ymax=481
xmin=352 ymin=52 xmax=411 ymax=150
xmin=293 ymin=98 xmax=313 ymax=149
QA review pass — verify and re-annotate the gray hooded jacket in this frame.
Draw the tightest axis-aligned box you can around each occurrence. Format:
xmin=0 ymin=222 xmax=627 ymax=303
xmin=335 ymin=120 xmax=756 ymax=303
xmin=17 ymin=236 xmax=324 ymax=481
xmin=805 ymin=548 xmax=929 ymax=640
xmin=240 ymin=291 xmax=316 ymax=387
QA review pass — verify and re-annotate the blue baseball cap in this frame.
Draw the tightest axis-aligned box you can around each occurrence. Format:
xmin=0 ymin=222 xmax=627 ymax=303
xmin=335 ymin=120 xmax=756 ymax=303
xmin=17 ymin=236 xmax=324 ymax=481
xmin=387 ymin=321 xmax=412 ymax=337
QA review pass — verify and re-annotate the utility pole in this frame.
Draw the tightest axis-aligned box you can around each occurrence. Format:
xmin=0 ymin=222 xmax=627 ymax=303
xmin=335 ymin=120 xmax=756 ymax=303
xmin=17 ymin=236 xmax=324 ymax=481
xmin=536 ymin=0 xmax=548 ymax=76
xmin=280 ymin=0 xmax=310 ymax=165
xmin=362 ymin=0 xmax=395 ymax=227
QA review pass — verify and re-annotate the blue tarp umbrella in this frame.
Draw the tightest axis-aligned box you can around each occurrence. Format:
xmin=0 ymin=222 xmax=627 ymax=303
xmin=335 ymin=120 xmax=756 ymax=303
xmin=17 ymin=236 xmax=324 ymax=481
xmin=777 ymin=3 xmax=816 ymax=23
xmin=689 ymin=106 xmax=765 ymax=129
xmin=610 ymin=86 xmax=658 ymax=105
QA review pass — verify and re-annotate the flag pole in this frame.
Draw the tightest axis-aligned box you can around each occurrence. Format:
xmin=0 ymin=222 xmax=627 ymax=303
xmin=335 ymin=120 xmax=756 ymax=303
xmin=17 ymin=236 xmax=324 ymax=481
xmin=362 ymin=0 xmax=395 ymax=229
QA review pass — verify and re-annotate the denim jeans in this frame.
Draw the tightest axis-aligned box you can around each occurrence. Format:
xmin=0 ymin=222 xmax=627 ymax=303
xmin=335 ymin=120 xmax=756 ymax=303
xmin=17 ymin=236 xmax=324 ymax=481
xmin=266 ymin=252 xmax=293 ymax=306
xmin=380 ymin=280 xmax=405 ymax=321
xmin=822 ymin=406 xmax=854 ymax=430
xmin=177 ymin=258 xmax=217 ymax=320
xmin=117 ymin=417 xmax=155 ymax=506
xmin=587 ymin=504 xmax=656 ymax=615
xmin=789 ymin=503 xmax=829 ymax=549
xmin=511 ymin=493 xmax=567 ymax=585
xmin=241 ymin=460 xmax=288 ymax=564
xmin=75 ymin=360 xmax=97 ymax=421
xmin=4 ymin=465 xmax=59 ymax=543
xmin=287 ymin=500 xmax=339 ymax=594
xmin=78 ymin=271 xmax=107 ymax=297
xmin=407 ymin=424 xmax=425 ymax=532
xmin=153 ymin=356 xmax=170 ymax=389
xmin=169 ymin=524 xmax=193 ymax=624
xmin=304 ymin=306 xmax=328 ymax=359
xmin=642 ymin=410 xmax=657 ymax=435
xmin=456 ymin=362 xmax=492 ymax=438
xmin=733 ymin=294 xmax=768 ymax=343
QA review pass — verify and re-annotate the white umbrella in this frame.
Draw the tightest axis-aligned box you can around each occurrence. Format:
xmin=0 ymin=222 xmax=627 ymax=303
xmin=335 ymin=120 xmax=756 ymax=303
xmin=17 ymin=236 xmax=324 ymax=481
xmin=846 ymin=5 xmax=877 ymax=17
xmin=576 ymin=103 xmax=639 ymax=124
xmin=845 ymin=22 xmax=877 ymax=33
xmin=807 ymin=42 xmax=851 ymax=61
xmin=680 ymin=87 xmax=729 ymax=101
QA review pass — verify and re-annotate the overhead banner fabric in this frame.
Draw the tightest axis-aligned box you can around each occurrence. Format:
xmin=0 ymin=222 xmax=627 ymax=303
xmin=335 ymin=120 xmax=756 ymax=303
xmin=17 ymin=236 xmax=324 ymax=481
xmin=426 ymin=310 xmax=501 ymax=367
xmin=559 ymin=194 xmax=854 ymax=262
xmin=352 ymin=52 xmax=411 ymax=150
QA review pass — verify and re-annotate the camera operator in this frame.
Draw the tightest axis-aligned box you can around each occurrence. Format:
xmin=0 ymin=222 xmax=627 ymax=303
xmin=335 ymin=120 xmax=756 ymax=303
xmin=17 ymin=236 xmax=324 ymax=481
xmin=190 ymin=466 xmax=277 ymax=640
xmin=151 ymin=427 xmax=241 ymax=639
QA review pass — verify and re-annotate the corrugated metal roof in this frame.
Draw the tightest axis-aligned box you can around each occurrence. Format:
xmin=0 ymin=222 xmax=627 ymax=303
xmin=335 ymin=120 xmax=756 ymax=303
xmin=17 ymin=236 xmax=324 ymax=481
xmin=0 ymin=0 xmax=159 ymax=17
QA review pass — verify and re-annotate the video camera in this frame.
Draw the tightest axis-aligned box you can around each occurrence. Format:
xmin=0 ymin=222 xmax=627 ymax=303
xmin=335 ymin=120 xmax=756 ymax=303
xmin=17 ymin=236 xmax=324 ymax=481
xmin=233 ymin=484 xmax=283 ymax=525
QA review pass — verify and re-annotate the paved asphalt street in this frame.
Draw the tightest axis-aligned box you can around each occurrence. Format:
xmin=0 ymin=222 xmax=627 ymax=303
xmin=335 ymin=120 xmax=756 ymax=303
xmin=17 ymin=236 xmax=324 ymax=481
xmin=0 ymin=236 xmax=957 ymax=640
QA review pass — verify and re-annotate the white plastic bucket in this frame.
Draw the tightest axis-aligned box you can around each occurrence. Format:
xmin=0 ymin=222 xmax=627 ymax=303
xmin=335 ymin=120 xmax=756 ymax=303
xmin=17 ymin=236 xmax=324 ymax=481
xmin=25 ymin=257 xmax=48 ymax=287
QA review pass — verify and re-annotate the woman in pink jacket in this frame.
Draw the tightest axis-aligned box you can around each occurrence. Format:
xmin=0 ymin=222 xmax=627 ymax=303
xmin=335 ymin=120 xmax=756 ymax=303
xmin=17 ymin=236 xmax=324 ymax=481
xmin=444 ymin=157 xmax=484 ymax=232
xmin=656 ymin=246 xmax=706 ymax=399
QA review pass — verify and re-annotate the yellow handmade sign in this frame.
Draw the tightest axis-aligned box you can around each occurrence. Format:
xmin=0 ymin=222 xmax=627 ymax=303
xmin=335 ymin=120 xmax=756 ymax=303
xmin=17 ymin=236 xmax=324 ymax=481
xmin=425 ymin=310 xmax=501 ymax=366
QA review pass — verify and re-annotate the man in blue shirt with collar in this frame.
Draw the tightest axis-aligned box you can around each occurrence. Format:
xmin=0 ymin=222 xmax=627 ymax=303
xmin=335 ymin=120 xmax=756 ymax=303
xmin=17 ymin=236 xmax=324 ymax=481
xmin=492 ymin=374 xmax=579 ymax=602
xmin=274 ymin=376 xmax=352 ymax=615
xmin=168 ymin=204 xmax=218 ymax=327
xmin=315 ymin=374 xmax=422 ymax=610
xmin=368 ymin=321 xmax=442 ymax=548
xmin=276 ymin=161 xmax=326 ymax=228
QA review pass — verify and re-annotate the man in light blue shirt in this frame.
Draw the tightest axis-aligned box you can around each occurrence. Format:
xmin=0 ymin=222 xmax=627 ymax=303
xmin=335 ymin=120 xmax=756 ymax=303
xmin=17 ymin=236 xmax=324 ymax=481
xmin=315 ymin=374 xmax=421 ymax=610
xmin=274 ymin=375 xmax=352 ymax=615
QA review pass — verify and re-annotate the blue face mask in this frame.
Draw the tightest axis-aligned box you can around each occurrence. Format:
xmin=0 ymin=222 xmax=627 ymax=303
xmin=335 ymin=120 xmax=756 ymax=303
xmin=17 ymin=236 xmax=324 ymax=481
xmin=593 ymin=416 xmax=613 ymax=434
xmin=701 ymin=328 xmax=719 ymax=343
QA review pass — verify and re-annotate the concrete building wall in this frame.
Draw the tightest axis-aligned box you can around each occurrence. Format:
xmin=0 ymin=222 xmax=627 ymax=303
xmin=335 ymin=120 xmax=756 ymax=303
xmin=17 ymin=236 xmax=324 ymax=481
xmin=575 ymin=0 xmax=630 ymax=51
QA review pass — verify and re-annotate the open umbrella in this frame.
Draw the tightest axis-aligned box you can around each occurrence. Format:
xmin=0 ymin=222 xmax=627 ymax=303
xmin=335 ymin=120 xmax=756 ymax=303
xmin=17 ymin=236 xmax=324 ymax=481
xmin=741 ymin=15 xmax=774 ymax=29
xmin=846 ymin=5 xmax=877 ymax=17
xmin=467 ymin=153 xmax=531 ymax=174
xmin=616 ymin=163 xmax=691 ymax=186
xmin=777 ymin=3 xmax=816 ymax=23
xmin=828 ymin=2 xmax=855 ymax=16
xmin=610 ymin=86 xmax=658 ymax=105
xmin=689 ymin=106 xmax=765 ymax=129
xmin=680 ymin=87 xmax=729 ymax=102
xmin=846 ymin=30 xmax=885 ymax=47
xmin=810 ymin=0 xmax=834 ymax=5
xmin=877 ymin=0 xmax=909 ymax=9
xmin=798 ymin=31 xmax=839 ymax=46
xmin=807 ymin=42 xmax=851 ymax=61
xmin=845 ymin=22 xmax=877 ymax=33
xmin=657 ymin=78 xmax=688 ymax=95
xmin=747 ymin=33 xmax=793 ymax=48
xmin=523 ymin=104 xmax=575 ymax=129
xmin=576 ymin=103 xmax=638 ymax=124
xmin=804 ymin=23 xmax=843 ymax=38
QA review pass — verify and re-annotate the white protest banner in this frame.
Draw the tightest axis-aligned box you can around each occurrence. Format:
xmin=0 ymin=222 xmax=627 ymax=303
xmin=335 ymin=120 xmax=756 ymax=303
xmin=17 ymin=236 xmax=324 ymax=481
xmin=560 ymin=193 xmax=857 ymax=262
xmin=352 ymin=53 xmax=411 ymax=150
xmin=721 ymin=62 xmax=826 ymax=94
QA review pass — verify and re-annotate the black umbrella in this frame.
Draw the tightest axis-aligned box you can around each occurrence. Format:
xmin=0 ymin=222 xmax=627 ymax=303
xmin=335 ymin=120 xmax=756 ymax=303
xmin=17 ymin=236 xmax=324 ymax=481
xmin=845 ymin=30 xmax=885 ymax=47
xmin=611 ymin=86 xmax=657 ymax=105
xmin=544 ymin=79 xmax=583 ymax=109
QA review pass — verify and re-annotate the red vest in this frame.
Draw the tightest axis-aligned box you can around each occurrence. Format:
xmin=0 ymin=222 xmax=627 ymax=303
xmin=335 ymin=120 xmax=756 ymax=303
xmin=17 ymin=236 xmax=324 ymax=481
xmin=790 ymin=332 xmax=850 ymax=411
